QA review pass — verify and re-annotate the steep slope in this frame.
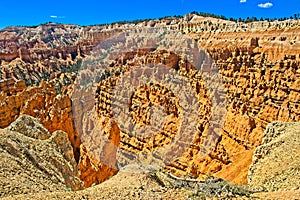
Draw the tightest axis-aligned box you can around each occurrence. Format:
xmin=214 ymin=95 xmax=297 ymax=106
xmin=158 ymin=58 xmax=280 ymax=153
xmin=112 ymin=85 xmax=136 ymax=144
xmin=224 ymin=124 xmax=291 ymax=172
xmin=0 ymin=115 xmax=82 ymax=198
xmin=248 ymin=122 xmax=300 ymax=191
xmin=1 ymin=164 xmax=299 ymax=200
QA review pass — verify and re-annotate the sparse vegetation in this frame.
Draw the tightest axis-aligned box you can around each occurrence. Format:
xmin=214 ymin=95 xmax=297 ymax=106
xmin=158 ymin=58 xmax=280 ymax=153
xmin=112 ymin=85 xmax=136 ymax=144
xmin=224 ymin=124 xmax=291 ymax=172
xmin=190 ymin=11 xmax=228 ymax=21
xmin=190 ymin=11 xmax=300 ymax=23
xmin=61 ymin=58 xmax=82 ymax=74
xmin=2 ymin=12 xmax=299 ymax=30
xmin=150 ymin=170 xmax=255 ymax=199
xmin=189 ymin=177 xmax=253 ymax=199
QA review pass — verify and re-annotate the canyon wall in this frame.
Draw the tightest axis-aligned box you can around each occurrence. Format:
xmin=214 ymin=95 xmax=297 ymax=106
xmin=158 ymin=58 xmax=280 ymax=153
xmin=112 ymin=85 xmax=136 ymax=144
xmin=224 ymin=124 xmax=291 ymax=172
xmin=0 ymin=16 xmax=299 ymax=186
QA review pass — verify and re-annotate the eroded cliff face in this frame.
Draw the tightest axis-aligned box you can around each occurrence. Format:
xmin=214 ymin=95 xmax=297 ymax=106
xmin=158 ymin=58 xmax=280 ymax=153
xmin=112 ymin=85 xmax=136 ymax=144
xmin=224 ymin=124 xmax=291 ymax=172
xmin=0 ymin=24 xmax=121 ymax=85
xmin=90 ymin=18 xmax=300 ymax=185
xmin=93 ymin=48 xmax=212 ymax=178
xmin=0 ymin=77 xmax=81 ymax=161
xmin=191 ymin=24 xmax=300 ymax=183
xmin=0 ymin=16 xmax=299 ymax=187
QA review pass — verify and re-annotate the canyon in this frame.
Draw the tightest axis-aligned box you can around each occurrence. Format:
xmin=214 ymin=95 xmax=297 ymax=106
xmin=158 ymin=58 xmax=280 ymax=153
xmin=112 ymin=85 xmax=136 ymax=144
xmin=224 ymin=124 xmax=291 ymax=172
xmin=0 ymin=14 xmax=299 ymax=198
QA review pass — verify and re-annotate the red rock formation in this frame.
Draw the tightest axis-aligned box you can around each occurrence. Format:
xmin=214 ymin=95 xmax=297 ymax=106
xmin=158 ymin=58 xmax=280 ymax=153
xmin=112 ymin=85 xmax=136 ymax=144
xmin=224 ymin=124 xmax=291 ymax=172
xmin=91 ymin=20 xmax=300 ymax=185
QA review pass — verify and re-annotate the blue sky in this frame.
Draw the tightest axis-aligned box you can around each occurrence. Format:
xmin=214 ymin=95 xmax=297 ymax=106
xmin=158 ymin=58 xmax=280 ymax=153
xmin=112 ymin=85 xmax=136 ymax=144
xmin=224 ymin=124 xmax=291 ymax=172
xmin=0 ymin=0 xmax=299 ymax=28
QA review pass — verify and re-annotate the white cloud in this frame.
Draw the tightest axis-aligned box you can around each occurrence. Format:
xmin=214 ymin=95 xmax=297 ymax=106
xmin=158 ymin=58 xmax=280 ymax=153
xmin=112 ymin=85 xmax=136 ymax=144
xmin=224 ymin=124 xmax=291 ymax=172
xmin=50 ymin=15 xmax=65 ymax=19
xmin=240 ymin=0 xmax=247 ymax=3
xmin=258 ymin=2 xmax=273 ymax=8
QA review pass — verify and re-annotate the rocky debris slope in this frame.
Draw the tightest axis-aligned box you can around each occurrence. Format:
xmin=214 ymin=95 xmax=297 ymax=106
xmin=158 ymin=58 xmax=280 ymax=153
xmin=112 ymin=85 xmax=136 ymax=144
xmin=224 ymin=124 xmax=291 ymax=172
xmin=0 ymin=115 xmax=83 ymax=198
xmin=1 ymin=164 xmax=299 ymax=200
xmin=1 ymin=165 xmax=192 ymax=200
xmin=0 ymin=164 xmax=253 ymax=200
xmin=248 ymin=121 xmax=300 ymax=191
